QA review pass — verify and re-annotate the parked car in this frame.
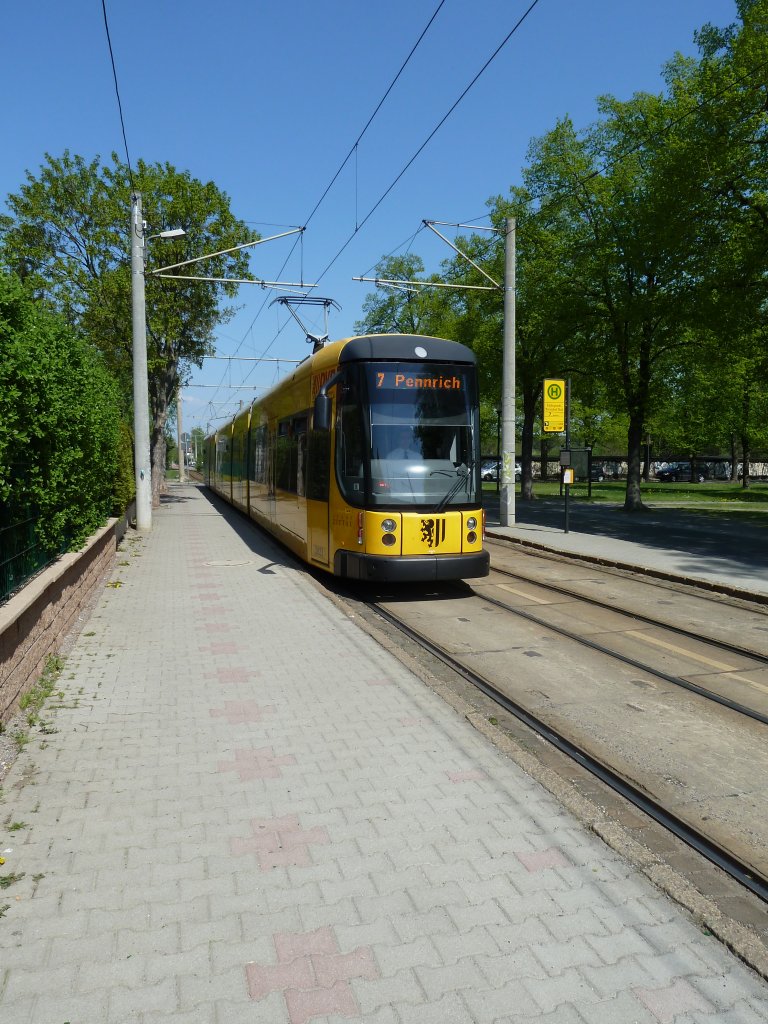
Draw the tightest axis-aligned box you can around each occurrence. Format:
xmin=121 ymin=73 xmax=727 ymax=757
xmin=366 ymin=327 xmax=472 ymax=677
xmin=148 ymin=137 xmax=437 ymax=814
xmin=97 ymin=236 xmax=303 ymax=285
xmin=656 ymin=462 xmax=687 ymax=482
xmin=480 ymin=459 xmax=521 ymax=482
xmin=656 ymin=462 xmax=707 ymax=483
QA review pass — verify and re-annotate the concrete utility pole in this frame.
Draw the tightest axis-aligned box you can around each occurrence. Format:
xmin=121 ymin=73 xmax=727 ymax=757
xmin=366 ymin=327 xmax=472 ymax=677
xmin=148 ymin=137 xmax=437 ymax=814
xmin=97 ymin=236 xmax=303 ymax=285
xmin=177 ymin=392 xmax=186 ymax=484
xmin=354 ymin=216 xmax=517 ymax=524
xmin=500 ymin=217 xmax=516 ymax=526
xmin=130 ymin=192 xmax=152 ymax=532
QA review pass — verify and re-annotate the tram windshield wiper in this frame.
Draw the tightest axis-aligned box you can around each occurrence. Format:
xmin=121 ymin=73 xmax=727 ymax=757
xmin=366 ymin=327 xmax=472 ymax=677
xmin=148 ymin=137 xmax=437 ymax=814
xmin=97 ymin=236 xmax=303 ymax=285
xmin=435 ymin=465 xmax=470 ymax=512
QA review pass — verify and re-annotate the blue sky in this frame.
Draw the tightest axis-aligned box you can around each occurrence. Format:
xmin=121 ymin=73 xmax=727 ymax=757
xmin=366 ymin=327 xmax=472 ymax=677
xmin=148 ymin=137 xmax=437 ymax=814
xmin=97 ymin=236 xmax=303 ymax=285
xmin=3 ymin=0 xmax=738 ymax=434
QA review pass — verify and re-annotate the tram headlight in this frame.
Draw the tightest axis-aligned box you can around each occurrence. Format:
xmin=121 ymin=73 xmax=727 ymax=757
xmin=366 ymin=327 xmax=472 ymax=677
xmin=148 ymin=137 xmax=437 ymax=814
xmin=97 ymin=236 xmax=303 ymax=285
xmin=381 ymin=533 xmax=397 ymax=546
xmin=381 ymin=519 xmax=397 ymax=533
xmin=466 ymin=517 xmax=478 ymax=530
xmin=467 ymin=531 xmax=478 ymax=544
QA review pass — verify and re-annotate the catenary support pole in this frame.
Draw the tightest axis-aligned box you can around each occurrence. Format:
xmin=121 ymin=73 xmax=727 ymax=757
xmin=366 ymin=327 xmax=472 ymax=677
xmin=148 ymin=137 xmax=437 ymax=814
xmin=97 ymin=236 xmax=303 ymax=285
xmin=500 ymin=217 xmax=516 ymax=525
xmin=177 ymin=392 xmax=186 ymax=484
xmin=131 ymin=192 xmax=152 ymax=531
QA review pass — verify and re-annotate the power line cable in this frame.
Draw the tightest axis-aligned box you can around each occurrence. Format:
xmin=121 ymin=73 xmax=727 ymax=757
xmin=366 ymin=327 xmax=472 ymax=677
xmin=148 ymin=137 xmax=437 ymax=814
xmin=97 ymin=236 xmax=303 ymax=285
xmin=365 ymin=52 xmax=768 ymax=286
xmin=203 ymin=0 xmax=449 ymax=409
xmin=302 ymin=0 xmax=448 ymax=231
xmin=100 ymin=0 xmax=134 ymax=187
xmin=313 ymin=0 xmax=543 ymax=284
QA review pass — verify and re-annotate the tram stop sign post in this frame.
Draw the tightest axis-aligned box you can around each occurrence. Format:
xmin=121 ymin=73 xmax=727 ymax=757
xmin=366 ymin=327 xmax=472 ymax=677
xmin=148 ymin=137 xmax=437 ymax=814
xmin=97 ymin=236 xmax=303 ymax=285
xmin=543 ymin=379 xmax=566 ymax=433
xmin=544 ymin=378 xmax=571 ymax=533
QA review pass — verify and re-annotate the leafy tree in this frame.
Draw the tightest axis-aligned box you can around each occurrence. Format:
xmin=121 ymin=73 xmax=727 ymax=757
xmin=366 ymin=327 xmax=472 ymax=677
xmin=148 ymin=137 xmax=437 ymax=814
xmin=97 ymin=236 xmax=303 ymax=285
xmin=0 ymin=151 xmax=254 ymax=506
xmin=0 ymin=272 xmax=124 ymax=551
xmin=516 ymin=85 xmax=726 ymax=511
xmin=354 ymin=254 xmax=454 ymax=336
xmin=190 ymin=426 xmax=206 ymax=470
xmin=660 ymin=0 xmax=768 ymax=484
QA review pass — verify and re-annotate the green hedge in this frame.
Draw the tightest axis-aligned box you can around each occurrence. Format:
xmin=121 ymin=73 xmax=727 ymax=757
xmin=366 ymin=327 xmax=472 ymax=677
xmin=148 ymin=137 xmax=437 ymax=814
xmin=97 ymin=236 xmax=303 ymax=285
xmin=0 ymin=272 xmax=131 ymax=553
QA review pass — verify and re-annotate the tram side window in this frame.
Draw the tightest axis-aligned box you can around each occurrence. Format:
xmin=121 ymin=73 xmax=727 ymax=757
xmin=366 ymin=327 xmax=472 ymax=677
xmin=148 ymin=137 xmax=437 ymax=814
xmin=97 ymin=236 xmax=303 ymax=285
xmin=275 ymin=419 xmax=297 ymax=492
xmin=251 ymin=424 xmax=268 ymax=483
xmin=306 ymin=429 xmax=330 ymax=501
xmin=337 ymin=379 xmax=365 ymax=501
xmin=232 ymin=429 xmax=244 ymax=481
xmin=216 ymin=436 xmax=230 ymax=479
xmin=294 ymin=414 xmax=308 ymax=497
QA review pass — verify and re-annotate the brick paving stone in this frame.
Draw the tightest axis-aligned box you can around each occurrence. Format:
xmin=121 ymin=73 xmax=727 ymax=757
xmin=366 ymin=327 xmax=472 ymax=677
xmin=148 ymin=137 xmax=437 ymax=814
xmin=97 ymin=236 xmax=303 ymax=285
xmin=634 ymin=977 xmax=713 ymax=1022
xmin=462 ymin=981 xmax=540 ymax=1021
xmin=508 ymin=1006 xmax=591 ymax=1024
xmin=3 ymin=963 xmax=77 ymax=1002
xmin=107 ymin=976 xmax=178 ymax=1019
xmin=0 ymin=997 xmax=35 ymax=1024
xmin=691 ymin=971 xmax=768 ymax=1008
xmin=415 ymin=958 xmax=489 ymax=999
xmin=2 ymin=482 xmax=767 ymax=1024
xmin=687 ymin=1007 xmax=768 ymax=1024
xmin=431 ymin=924 xmax=503 ymax=965
xmin=31 ymin=991 xmax=110 ymax=1024
xmin=475 ymin=945 xmax=549 ymax=985
xmin=524 ymin=968 xmax=606 ymax=1014
xmin=353 ymin=967 xmax=425 ymax=1015
xmin=578 ymin=990 xmax=658 ymax=1024
xmin=580 ymin=956 xmax=659 ymax=998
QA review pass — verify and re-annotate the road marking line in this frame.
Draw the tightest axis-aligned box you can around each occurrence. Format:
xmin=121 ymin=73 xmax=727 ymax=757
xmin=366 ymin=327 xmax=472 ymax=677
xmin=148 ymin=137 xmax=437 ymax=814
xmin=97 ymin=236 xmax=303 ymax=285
xmin=625 ymin=630 xmax=735 ymax=671
xmin=731 ymin=676 xmax=768 ymax=696
xmin=497 ymin=584 xmax=551 ymax=604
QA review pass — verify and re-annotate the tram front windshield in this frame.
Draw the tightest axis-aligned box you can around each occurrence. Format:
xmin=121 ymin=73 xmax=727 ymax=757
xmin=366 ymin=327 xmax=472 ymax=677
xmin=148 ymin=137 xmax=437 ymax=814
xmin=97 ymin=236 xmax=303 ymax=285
xmin=336 ymin=362 xmax=479 ymax=509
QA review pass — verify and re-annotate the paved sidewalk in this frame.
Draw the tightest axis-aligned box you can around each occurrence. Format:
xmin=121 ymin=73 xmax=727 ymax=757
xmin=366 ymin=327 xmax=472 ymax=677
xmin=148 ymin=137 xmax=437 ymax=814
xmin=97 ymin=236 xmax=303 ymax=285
xmin=1 ymin=482 xmax=767 ymax=1023
xmin=487 ymin=520 xmax=768 ymax=598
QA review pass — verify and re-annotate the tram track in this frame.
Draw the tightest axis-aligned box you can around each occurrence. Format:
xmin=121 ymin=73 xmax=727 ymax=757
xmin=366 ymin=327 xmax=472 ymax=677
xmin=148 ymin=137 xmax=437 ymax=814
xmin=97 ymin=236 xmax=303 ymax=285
xmin=368 ymin=598 xmax=768 ymax=905
xmin=329 ymin=551 xmax=768 ymax=916
xmin=485 ymin=560 xmax=768 ymax=665
xmin=471 ymin=567 xmax=768 ymax=727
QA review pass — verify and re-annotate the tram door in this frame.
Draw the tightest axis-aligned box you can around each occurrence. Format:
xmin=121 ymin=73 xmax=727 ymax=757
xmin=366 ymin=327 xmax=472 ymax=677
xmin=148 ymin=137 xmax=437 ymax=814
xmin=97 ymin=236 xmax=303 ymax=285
xmin=306 ymin=426 xmax=331 ymax=567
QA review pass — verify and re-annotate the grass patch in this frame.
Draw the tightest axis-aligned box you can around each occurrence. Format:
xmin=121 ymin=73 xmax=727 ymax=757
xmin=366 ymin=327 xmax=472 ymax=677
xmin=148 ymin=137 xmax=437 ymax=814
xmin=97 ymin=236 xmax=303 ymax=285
xmin=0 ymin=872 xmax=24 ymax=889
xmin=19 ymin=655 xmax=64 ymax=728
xmin=484 ymin=479 xmax=768 ymax=507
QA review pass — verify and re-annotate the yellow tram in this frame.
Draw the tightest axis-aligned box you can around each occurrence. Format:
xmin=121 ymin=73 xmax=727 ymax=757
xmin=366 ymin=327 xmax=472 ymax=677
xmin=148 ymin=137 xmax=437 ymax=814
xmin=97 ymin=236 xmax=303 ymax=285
xmin=204 ymin=334 xmax=489 ymax=582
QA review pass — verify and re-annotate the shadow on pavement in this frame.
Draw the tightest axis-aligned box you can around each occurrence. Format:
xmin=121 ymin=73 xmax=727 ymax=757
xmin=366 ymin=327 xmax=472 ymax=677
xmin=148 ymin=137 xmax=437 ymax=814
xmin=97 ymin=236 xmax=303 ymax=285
xmin=484 ymin=494 xmax=768 ymax=582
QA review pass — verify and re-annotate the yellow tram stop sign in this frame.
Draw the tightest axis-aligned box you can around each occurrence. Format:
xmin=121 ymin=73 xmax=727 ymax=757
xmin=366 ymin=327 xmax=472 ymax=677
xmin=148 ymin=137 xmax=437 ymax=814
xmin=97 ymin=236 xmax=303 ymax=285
xmin=543 ymin=379 xmax=566 ymax=433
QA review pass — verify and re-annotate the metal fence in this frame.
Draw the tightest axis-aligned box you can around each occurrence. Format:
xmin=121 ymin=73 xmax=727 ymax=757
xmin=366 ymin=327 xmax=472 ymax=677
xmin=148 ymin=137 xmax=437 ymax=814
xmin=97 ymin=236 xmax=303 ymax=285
xmin=0 ymin=516 xmax=59 ymax=605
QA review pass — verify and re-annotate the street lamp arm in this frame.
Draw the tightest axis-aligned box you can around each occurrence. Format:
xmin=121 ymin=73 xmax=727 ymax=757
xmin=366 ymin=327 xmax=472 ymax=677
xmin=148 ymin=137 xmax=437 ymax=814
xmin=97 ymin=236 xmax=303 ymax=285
xmin=150 ymin=227 xmax=304 ymax=276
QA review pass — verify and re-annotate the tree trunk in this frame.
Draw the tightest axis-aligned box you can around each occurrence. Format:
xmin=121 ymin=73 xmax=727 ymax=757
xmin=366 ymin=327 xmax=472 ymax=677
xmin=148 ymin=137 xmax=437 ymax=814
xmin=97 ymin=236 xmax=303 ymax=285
xmin=149 ymin=363 xmax=176 ymax=507
xmin=623 ymin=412 xmax=646 ymax=511
xmin=741 ymin=433 xmax=751 ymax=490
xmin=520 ymin=384 xmax=538 ymax=500
xmin=151 ymin=424 xmax=168 ymax=506
xmin=730 ymin=433 xmax=738 ymax=481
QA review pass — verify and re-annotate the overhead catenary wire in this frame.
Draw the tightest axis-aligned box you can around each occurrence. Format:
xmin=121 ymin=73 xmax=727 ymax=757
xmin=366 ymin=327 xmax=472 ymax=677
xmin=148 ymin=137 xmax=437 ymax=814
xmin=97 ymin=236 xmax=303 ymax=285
xmin=360 ymin=52 xmax=768 ymax=296
xmin=314 ymin=0 xmax=543 ymax=285
xmin=302 ymin=0 xmax=449 ymax=232
xmin=203 ymin=0 xmax=450 ymax=410
xmin=223 ymin=0 xmax=544 ymax=407
xmin=100 ymin=0 xmax=134 ymax=189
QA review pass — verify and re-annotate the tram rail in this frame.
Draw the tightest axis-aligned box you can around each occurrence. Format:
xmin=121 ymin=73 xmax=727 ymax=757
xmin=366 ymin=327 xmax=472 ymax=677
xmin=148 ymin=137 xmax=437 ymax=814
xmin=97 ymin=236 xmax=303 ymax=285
xmin=484 ymin=560 xmax=768 ymax=664
xmin=366 ymin=597 xmax=768 ymax=905
xmin=472 ymin=566 xmax=768 ymax=727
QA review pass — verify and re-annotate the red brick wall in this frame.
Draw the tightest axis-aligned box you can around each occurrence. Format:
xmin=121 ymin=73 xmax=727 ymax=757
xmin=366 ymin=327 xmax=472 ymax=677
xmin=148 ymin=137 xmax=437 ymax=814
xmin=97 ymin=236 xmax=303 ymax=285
xmin=0 ymin=521 xmax=118 ymax=724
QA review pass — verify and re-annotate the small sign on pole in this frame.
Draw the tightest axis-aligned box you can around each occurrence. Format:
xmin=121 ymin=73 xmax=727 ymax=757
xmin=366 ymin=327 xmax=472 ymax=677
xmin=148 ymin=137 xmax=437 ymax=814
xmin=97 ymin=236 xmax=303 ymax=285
xmin=543 ymin=379 xmax=566 ymax=432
